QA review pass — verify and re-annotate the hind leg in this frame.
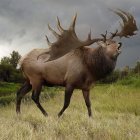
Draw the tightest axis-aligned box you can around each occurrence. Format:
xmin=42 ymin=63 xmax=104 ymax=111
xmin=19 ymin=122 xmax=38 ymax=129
xmin=32 ymin=85 xmax=48 ymax=116
xmin=16 ymin=81 xmax=32 ymax=114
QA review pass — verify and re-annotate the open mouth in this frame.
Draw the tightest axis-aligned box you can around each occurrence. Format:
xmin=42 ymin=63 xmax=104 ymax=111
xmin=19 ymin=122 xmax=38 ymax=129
xmin=118 ymin=47 xmax=122 ymax=54
xmin=118 ymin=42 xmax=122 ymax=54
xmin=118 ymin=46 xmax=121 ymax=50
xmin=118 ymin=49 xmax=121 ymax=54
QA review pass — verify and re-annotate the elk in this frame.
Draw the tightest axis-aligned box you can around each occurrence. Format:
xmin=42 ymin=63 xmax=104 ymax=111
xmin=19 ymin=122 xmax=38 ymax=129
xmin=16 ymin=9 xmax=138 ymax=117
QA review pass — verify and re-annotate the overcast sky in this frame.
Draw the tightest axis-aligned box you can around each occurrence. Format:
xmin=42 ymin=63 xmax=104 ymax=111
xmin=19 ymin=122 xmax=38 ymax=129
xmin=0 ymin=0 xmax=139 ymax=68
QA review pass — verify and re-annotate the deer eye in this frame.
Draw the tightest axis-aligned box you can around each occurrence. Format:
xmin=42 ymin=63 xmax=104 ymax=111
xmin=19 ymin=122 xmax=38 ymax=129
xmin=106 ymin=42 xmax=110 ymax=45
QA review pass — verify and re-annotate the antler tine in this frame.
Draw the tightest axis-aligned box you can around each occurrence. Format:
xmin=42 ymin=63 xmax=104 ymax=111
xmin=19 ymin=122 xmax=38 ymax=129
xmin=80 ymin=30 xmax=105 ymax=47
xmin=118 ymin=9 xmax=138 ymax=31
xmin=45 ymin=35 xmax=52 ymax=46
xmin=110 ymin=9 xmax=138 ymax=38
xmin=118 ymin=9 xmax=134 ymax=22
xmin=83 ymin=29 xmax=92 ymax=43
xmin=57 ymin=17 xmax=64 ymax=33
xmin=48 ymin=24 xmax=60 ymax=39
xmin=69 ymin=13 xmax=77 ymax=31
xmin=101 ymin=31 xmax=107 ymax=42
xmin=88 ymin=29 xmax=91 ymax=40
xmin=114 ymin=9 xmax=128 ymax=23
xmin=110 ymin=29 xmax=118 ymax=39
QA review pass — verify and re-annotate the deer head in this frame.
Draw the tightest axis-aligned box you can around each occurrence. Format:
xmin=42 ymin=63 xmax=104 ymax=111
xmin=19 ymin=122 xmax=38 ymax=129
xmin=96 ymin=9 xmax=138 ymax=60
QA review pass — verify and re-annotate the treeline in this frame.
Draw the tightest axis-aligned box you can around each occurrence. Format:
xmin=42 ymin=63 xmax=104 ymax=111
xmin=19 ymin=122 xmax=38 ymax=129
xmin=100 ymin=61 xmax=140 ymax=83
xmin=0 ymin=50 xmax=140 ymax=84
xmin=0 ymin=51 xmax=23 ymax=83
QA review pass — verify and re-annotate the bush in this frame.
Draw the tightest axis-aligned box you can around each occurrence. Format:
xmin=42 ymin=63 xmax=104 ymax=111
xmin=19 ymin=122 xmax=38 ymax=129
xmin=117 ymin=74 xmax=140 ymax=88
xmin=0 ymin=82 xmax=21 ymax=96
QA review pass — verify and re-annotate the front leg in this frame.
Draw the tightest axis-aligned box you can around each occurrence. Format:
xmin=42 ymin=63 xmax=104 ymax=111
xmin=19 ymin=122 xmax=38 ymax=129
xmin=58 ymin=85 xmax=74 ymax=117
xmin=32 ymin=85 xmax=48 ymax=117
xmin=82 ymin=89 xmax=92 ymax=117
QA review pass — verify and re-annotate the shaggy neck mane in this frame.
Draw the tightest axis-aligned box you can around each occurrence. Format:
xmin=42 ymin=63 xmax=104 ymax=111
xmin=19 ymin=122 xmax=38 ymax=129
xmin=75 ymin=46 xmax=116 ymax=80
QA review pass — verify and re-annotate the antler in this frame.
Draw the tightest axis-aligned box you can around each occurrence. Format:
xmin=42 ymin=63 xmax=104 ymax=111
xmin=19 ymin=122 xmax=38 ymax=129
xmin=42 ymin=14 xmax=104 ymax=61
xmin=38 ymin=9 xmax=138 ymax=61
xmin=110 ymin=9 xmax=138 ymax=39
xmin=47 ymin=14 xmax=103 ymax=47
xmin=101 ymin=31 xmax=108 ymax=42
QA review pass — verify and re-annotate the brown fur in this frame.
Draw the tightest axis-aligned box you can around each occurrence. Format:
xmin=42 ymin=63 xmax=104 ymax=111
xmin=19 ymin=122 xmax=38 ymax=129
xmin=16 ymin=9 xmax=137 ymax=117
xmin=16 ymin=41 xmax=121 ymax=117
xmin=82 ymin=46 xmax=116 ymax=80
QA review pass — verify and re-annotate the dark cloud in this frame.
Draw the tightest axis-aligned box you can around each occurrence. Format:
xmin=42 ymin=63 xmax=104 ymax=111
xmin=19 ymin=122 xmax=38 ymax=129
xmin=0 ymin=0 xmax=139 ymax=68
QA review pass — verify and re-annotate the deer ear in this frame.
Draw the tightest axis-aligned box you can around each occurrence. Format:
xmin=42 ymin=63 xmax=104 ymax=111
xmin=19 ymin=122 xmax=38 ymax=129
xmin=97 ymin=41 xmax=106 ymax=48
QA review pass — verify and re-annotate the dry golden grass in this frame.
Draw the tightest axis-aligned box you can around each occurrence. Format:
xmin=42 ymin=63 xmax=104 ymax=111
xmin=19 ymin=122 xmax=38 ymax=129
xmin=0 ymin=84 xmax=140 ymax=140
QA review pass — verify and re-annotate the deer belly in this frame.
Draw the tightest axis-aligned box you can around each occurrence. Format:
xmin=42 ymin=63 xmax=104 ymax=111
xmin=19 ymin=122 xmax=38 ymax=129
xmin=43 ymin=68 xmax=66 ymax=86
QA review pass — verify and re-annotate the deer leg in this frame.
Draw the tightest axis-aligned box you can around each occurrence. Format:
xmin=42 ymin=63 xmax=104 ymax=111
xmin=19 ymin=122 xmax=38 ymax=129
xmin=82 ymin=89 xmax=92 ymax=117
xmin=58 ymin=85 xmax=74 ymax=117
xmin=16 ymin=81 xmax=32 ymax=114
xmin=32 ymin=86 xmax=48 ymax=116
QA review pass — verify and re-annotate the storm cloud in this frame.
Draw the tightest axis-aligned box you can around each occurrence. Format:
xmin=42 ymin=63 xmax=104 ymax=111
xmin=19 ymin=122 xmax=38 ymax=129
xmin=0 ymin=0 xmax=139 ymax=68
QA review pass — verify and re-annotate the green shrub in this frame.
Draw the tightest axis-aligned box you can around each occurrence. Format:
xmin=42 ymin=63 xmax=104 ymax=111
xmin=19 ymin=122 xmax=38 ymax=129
xmin=0 ymin=82 xmax=21 ymax=96
xmin=117 ymin=74 xmax=140 ymax=88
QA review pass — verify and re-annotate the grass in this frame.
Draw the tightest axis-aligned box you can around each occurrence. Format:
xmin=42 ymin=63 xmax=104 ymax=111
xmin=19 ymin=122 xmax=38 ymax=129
xmin=0 ymin=83 xmax=140 ymax=140
xmin=0 ymin=83 xmax=60 ymax=105
xmin=0 ymin=82 xmax=20 ymax=106
xmin=0 ymin=82 xmax=21 ymax=96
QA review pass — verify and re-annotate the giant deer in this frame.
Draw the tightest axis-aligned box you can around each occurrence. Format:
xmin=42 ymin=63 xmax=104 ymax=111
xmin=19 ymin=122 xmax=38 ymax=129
xmin=16 ymin=9 xmax=138 ymax=117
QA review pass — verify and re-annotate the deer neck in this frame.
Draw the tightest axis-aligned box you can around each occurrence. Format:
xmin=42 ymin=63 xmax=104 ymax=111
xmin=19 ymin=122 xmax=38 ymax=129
xmin=84 ymin=47 xmax=116 ymax=80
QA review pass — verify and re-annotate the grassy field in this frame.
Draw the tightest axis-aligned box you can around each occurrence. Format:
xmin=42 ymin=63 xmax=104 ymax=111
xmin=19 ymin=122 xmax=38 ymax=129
xmin=0 ymin=79 xmax=140 ymax=140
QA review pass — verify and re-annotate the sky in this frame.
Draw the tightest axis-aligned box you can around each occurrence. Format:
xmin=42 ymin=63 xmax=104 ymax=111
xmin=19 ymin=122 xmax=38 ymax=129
xmin=0 ymin=0 xmax=139 ymax=68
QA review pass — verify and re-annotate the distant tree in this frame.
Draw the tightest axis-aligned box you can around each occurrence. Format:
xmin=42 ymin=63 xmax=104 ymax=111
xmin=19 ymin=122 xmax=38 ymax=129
xmin=0 ymin=51 xmax=23 ymax=82
xmin=134 ymin=61 xmax=140 ymax=74
xmin=121 ymin=66 xmax=130 ymax=78
xmin=0 ymin=57 xmax=11 ymax=65
xmin=0 ymin=64 xmax=14 ymax=82
xmin=10 ymin=51 xmax=21 ymax=68
xmin=0 ymin=56 xmax=12 ymax=81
